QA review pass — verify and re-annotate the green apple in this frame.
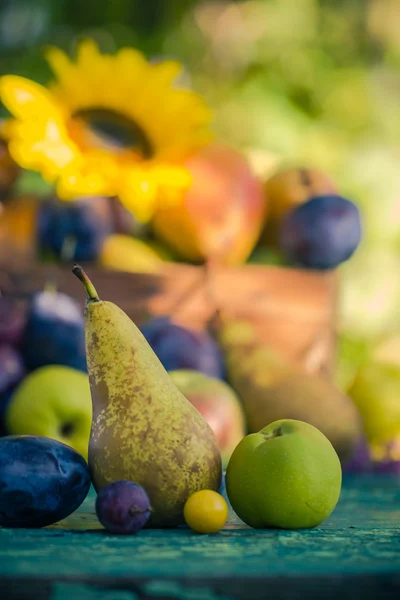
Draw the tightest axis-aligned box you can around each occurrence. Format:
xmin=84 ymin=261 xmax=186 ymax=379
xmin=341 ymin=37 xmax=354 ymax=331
xmin=226 ymin=419 xmax=342 ymax=529
xmin=6 ymin=365 xmax=92 ymax=460
xmin=169 ymin=369 xmax=246 ymax=468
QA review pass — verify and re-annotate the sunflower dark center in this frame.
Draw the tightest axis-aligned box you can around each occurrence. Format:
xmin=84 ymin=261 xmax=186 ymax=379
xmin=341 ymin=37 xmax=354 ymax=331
xmin=72 ymin=108 xmax=154 ymax=158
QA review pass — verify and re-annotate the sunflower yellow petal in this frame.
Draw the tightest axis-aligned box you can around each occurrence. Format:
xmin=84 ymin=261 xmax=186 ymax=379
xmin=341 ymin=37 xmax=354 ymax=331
xmin=148 ymin=60 xmax=183 ymax=87
xmin=45 ymin=47 xmax=74 ymax=81
xmin=0 ymin=75 xmax=61 ymax=121
xmin=119 ymin=168 xmax=159 ymax=222
xmin=76 ymin=39 xmax=102 ymax=69
xmin=7 ymin=117 xmax=78 ymax=180
xmin=2 ymin=40 xmax=212 ymax=222
xmin=56 ymin=149 xmax=119 ymax=199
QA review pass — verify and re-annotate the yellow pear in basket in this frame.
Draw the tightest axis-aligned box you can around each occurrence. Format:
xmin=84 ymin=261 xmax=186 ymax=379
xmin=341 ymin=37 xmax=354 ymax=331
xmin=72 ymin=265 xmax=222 ymax=528
xmin=99 ymin=234 xmax=174 ymax=274
xmin=213 ymin=314 xmax=361 ymax=462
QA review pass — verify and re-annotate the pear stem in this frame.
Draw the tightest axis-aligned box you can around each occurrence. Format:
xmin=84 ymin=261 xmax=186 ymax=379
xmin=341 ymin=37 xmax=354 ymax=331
xmin=72 ymin=264 xmax=100 ymax=301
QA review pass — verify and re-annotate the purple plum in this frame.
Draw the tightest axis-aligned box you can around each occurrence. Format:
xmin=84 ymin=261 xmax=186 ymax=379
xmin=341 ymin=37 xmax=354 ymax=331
xmin=96 ymin=481 xmax=151 ymax=534
xmin=0 ymin=344 xmax=25 ymax=395
xmin=279 ymin=195 xmax=361 ymax=270
xmin=140 ymin=316 xmax=224 ymax=379
xmin=372 ymin=439 xmax=400 ymax=475
xmin=21 ymin=291 xmax=86 ymax=372
xmin=38 ymin=198 xmax=110 ymax=262
xmin=0 ymin=297 xmax=27 ymax=346
xmin=342 ymin=436 xmax=373 ymax=474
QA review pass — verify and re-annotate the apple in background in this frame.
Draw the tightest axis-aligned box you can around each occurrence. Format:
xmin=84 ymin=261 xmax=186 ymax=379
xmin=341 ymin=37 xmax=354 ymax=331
xmin=20 ymin=290 xmax=87 ymax=372
xmin=226 ymin=419 xmax=342 ymax=529
xmin=5 ymin=365 xmax=92 ymax=460
xmin=153 ymin=144 xmax=265 ymax=265
xmin=169 ymin=369 xmax=246 ymax=468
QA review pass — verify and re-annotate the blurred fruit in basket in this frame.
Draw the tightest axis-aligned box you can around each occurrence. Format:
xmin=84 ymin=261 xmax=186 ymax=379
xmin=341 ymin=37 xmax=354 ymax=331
xmin=333 ymin=332 xmax=370 ymax=393
xmin=6 ymin=366 xmax=92 ymax=460
xmin=21 ymin=290 xmax=86 ymax=372
xmin=214 ymin=315 xmax=361 ymax=462
xmin=141 ymin=316 xmax=224 ymax=379
xmin=349 ymin=359 xmax=400 ymax=448
xmin=279 ymin=195 xmax=362 ymax=270
xmin=85 ymin=196 xmax=138 ymax=237
xmin=0 ymin=345 xmax=25 ymax=397
xmin=38 ymin=198 xmax=111 ymax=262
xmin=370 ymin=438 xmax=400 ymax=474
xmin=247 ymin=247 xmax=287 ymax=266
xmin=169 ymin=369 xmax=246 ymax=467
xmin=99 ymin=234 xmax=171 ymax=274
xmin=0 ymin=137 xmax=20 ymax=197
xmin=338 ymin=247 xmax=400 ymax=339
xmin=342 ymin=436 xmax=373 ymax=474
xmin=0 ymin=194 xmax=39 ymax=263
xmin=0 ymin=297 xmax=27 ymax=346
xmin=153 ymin=144 xmax=265 ymax=265
xmin=262 ymin=167 xmax=337 ymax=245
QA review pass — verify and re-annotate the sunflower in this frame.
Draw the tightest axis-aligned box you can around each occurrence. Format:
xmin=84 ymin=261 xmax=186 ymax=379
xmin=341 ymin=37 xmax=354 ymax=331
xmin=0 ymin=40 xmax=213 ymax=221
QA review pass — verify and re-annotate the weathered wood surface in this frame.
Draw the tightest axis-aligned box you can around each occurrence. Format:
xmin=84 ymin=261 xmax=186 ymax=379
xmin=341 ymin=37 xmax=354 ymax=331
xmin=1 ymin=476 xmax=400 ymax=599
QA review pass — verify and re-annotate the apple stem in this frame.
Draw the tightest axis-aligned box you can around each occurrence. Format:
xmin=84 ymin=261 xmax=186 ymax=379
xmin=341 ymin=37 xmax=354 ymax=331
xmin=72 ymin=264 xmax=100 ymax=302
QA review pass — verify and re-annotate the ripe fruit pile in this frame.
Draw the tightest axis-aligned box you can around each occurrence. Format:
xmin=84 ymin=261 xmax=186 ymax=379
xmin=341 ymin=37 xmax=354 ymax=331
xmin=0 ymin=268 xmax=344 ymax=534
xmin=1 ymin=143 xmax=361 ymax=273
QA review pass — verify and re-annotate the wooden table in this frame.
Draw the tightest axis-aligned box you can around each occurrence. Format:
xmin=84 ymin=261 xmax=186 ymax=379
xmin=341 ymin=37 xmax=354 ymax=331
xmin=1 ymin=476 xmax=400 ymax=599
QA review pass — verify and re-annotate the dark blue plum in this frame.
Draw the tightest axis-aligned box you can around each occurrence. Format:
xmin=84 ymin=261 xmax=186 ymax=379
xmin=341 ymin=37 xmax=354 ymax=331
xmin=0 ymin=297 xmax=27 ymax=346
xmin=279 ymin=195 xmax=362 ymax=270
xmin=141 ymin=316 xmax=224 ymax=379
xmin=0 ymin=435 xmax=91 ymax=528
xmin=96 ymin=481 xmax=151 ymax=534
xmin=21 ymin=291 xmax=86 ymax=372
xmin=38 ymin=198 xmax=110 ymax=262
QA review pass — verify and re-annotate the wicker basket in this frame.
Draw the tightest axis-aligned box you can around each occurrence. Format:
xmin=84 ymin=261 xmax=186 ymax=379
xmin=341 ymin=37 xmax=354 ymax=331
xmin=0 ymin=259 xmax=337 ymax=378
xmin=0 ymin=193 xmax=338 ymax=376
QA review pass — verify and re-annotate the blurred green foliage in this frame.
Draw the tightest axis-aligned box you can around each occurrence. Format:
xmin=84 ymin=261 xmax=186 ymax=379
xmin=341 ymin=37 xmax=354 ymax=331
xmin=2 ymin=0 xmax=400 ymax=338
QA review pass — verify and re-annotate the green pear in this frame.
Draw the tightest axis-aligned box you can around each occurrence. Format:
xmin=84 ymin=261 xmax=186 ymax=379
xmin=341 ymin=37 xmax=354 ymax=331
xmin=72 ymin=265 xmax=222 ymax=528
xmin=169 ymin=370 xmax=246 ymax=468
xmin=226 ymin=419 xmax=342 ymax=529
xmin=215 ymin=316 xmax=362 ymax=462
xmin=6 ymin=366 xmax=92 ymax=460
